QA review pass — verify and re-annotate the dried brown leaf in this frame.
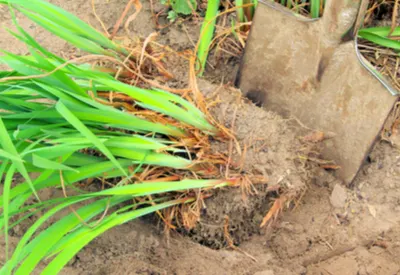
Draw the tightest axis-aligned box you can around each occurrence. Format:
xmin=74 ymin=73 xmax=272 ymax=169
xmin=303 ymin=131 xmax=325 ymax=143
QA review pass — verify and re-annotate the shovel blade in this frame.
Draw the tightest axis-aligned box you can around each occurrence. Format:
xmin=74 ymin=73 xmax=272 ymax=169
xmin=238 ymin=2 xmax=398 ymax=184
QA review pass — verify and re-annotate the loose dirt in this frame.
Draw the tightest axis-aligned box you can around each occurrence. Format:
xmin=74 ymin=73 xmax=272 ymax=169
xmin=1 ymin=1 xmax=400 ymax=274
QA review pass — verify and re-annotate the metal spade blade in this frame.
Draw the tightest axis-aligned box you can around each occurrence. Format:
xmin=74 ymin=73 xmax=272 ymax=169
xmin=237 ymin=0 xmax=399 ymax=184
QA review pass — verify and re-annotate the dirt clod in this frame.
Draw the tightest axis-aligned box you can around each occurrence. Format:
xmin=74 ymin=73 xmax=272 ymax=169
xmin=330 ymin=184 xmax=348 ymax=208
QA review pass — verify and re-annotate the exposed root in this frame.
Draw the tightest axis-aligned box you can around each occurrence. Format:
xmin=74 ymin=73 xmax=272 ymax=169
xmin=260 ymin=195 xmax=286 ymax=228
xmin=260 ymin=189 xmax=303 ymax=228
xmin=124 ymin=0 xmax=143 ymax=36
xmin=91 ymin=0 xmax=110 ymax=36
xmin=109 ymin=0 xmax=142 ymax=39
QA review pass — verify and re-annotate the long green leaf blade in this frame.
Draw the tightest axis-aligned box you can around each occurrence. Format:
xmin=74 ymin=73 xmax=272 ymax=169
xmin=55 ymin=101 xmax=127 ymax=177
xmin=0 ymin=117 xmax=39 ymax=200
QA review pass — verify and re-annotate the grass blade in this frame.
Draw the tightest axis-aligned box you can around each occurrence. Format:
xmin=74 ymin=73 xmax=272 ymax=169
xmin=55 ymin=101 xmax=127 ymax=177
xmin=40 ymin=200 xmax=179 ymax=274
xmin=310 ymin=0 xmax=320 ymax=18
xmin=0 ymin=117 xmax=39 ymax=200
xmin=32 ymin=154 xmax=77 ymax=172
xmin=197 ymin=0 xmax=220 ymax=76
xmin=0 ymin=148 xmax=24 ymax=161
xmin=2 ymin=163 xmax=15 ymax=264
xmin=358 ymin=29 xmax=400 ymax=50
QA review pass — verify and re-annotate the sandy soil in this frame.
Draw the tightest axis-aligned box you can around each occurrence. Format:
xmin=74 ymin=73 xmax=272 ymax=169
xmin=1 ymin=1 xmax=400 ymax=274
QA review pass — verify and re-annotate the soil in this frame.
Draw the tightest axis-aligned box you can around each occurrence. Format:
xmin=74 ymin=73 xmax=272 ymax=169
xmin=1 ymin=1 xmax=400 ymax=275
xmin=184 ymin=80 xmax=315 ymax=249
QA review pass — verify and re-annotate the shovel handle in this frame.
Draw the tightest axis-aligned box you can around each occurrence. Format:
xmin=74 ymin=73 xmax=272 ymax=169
xmin=322 ymin=0 xmax=365 ymax=43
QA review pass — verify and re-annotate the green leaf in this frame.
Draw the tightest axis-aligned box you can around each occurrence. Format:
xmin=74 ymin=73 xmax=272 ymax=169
xmin=167 ymin=10 xmax=178 ymax=22
xmin=32 ymin=154 xmax=78 ymax=172
xmin=7 ymin=196 xmax=101 ymax=274
xmin=108 ymin=147 xmax=191 ymax=169
xmin=8 ymin=179 xmax=229 ymax=273
xmin=359 ymin=26 xmax=400 ymax=37
xmin=0 ymin=148 xmax=24 ymax=162
xmin=2 ymin=163 xmax=15 ymax=264
xmin=40 ymin=202 xmax=176 ymax=274
xmin=0 ymin=117 xmax=39 ymax=201
xmin=310 ymin=0 xmax=320 ymax=18
xmin=87 ymin=179 xmax=225 ymax=197
xmin=236 ymin=0 xmax=245 ymax=22
xmin=171 ymin=0 xmax=197 ymax=15
xmin=55 ymin=101 xmax=128 ymax=177
xmin=4 ymin=0 xmax=123 ymax=53
xmin=0 ymin=160 xmax=132 ymax=209
xmin=197 ymin=0 xmax=220 ymax=76
xmin=359 ymin=28 xmax=400 ymax=50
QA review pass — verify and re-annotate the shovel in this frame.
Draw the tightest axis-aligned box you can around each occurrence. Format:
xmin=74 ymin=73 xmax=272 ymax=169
xmin=237 ymin=0 xmax=399 ymax=184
